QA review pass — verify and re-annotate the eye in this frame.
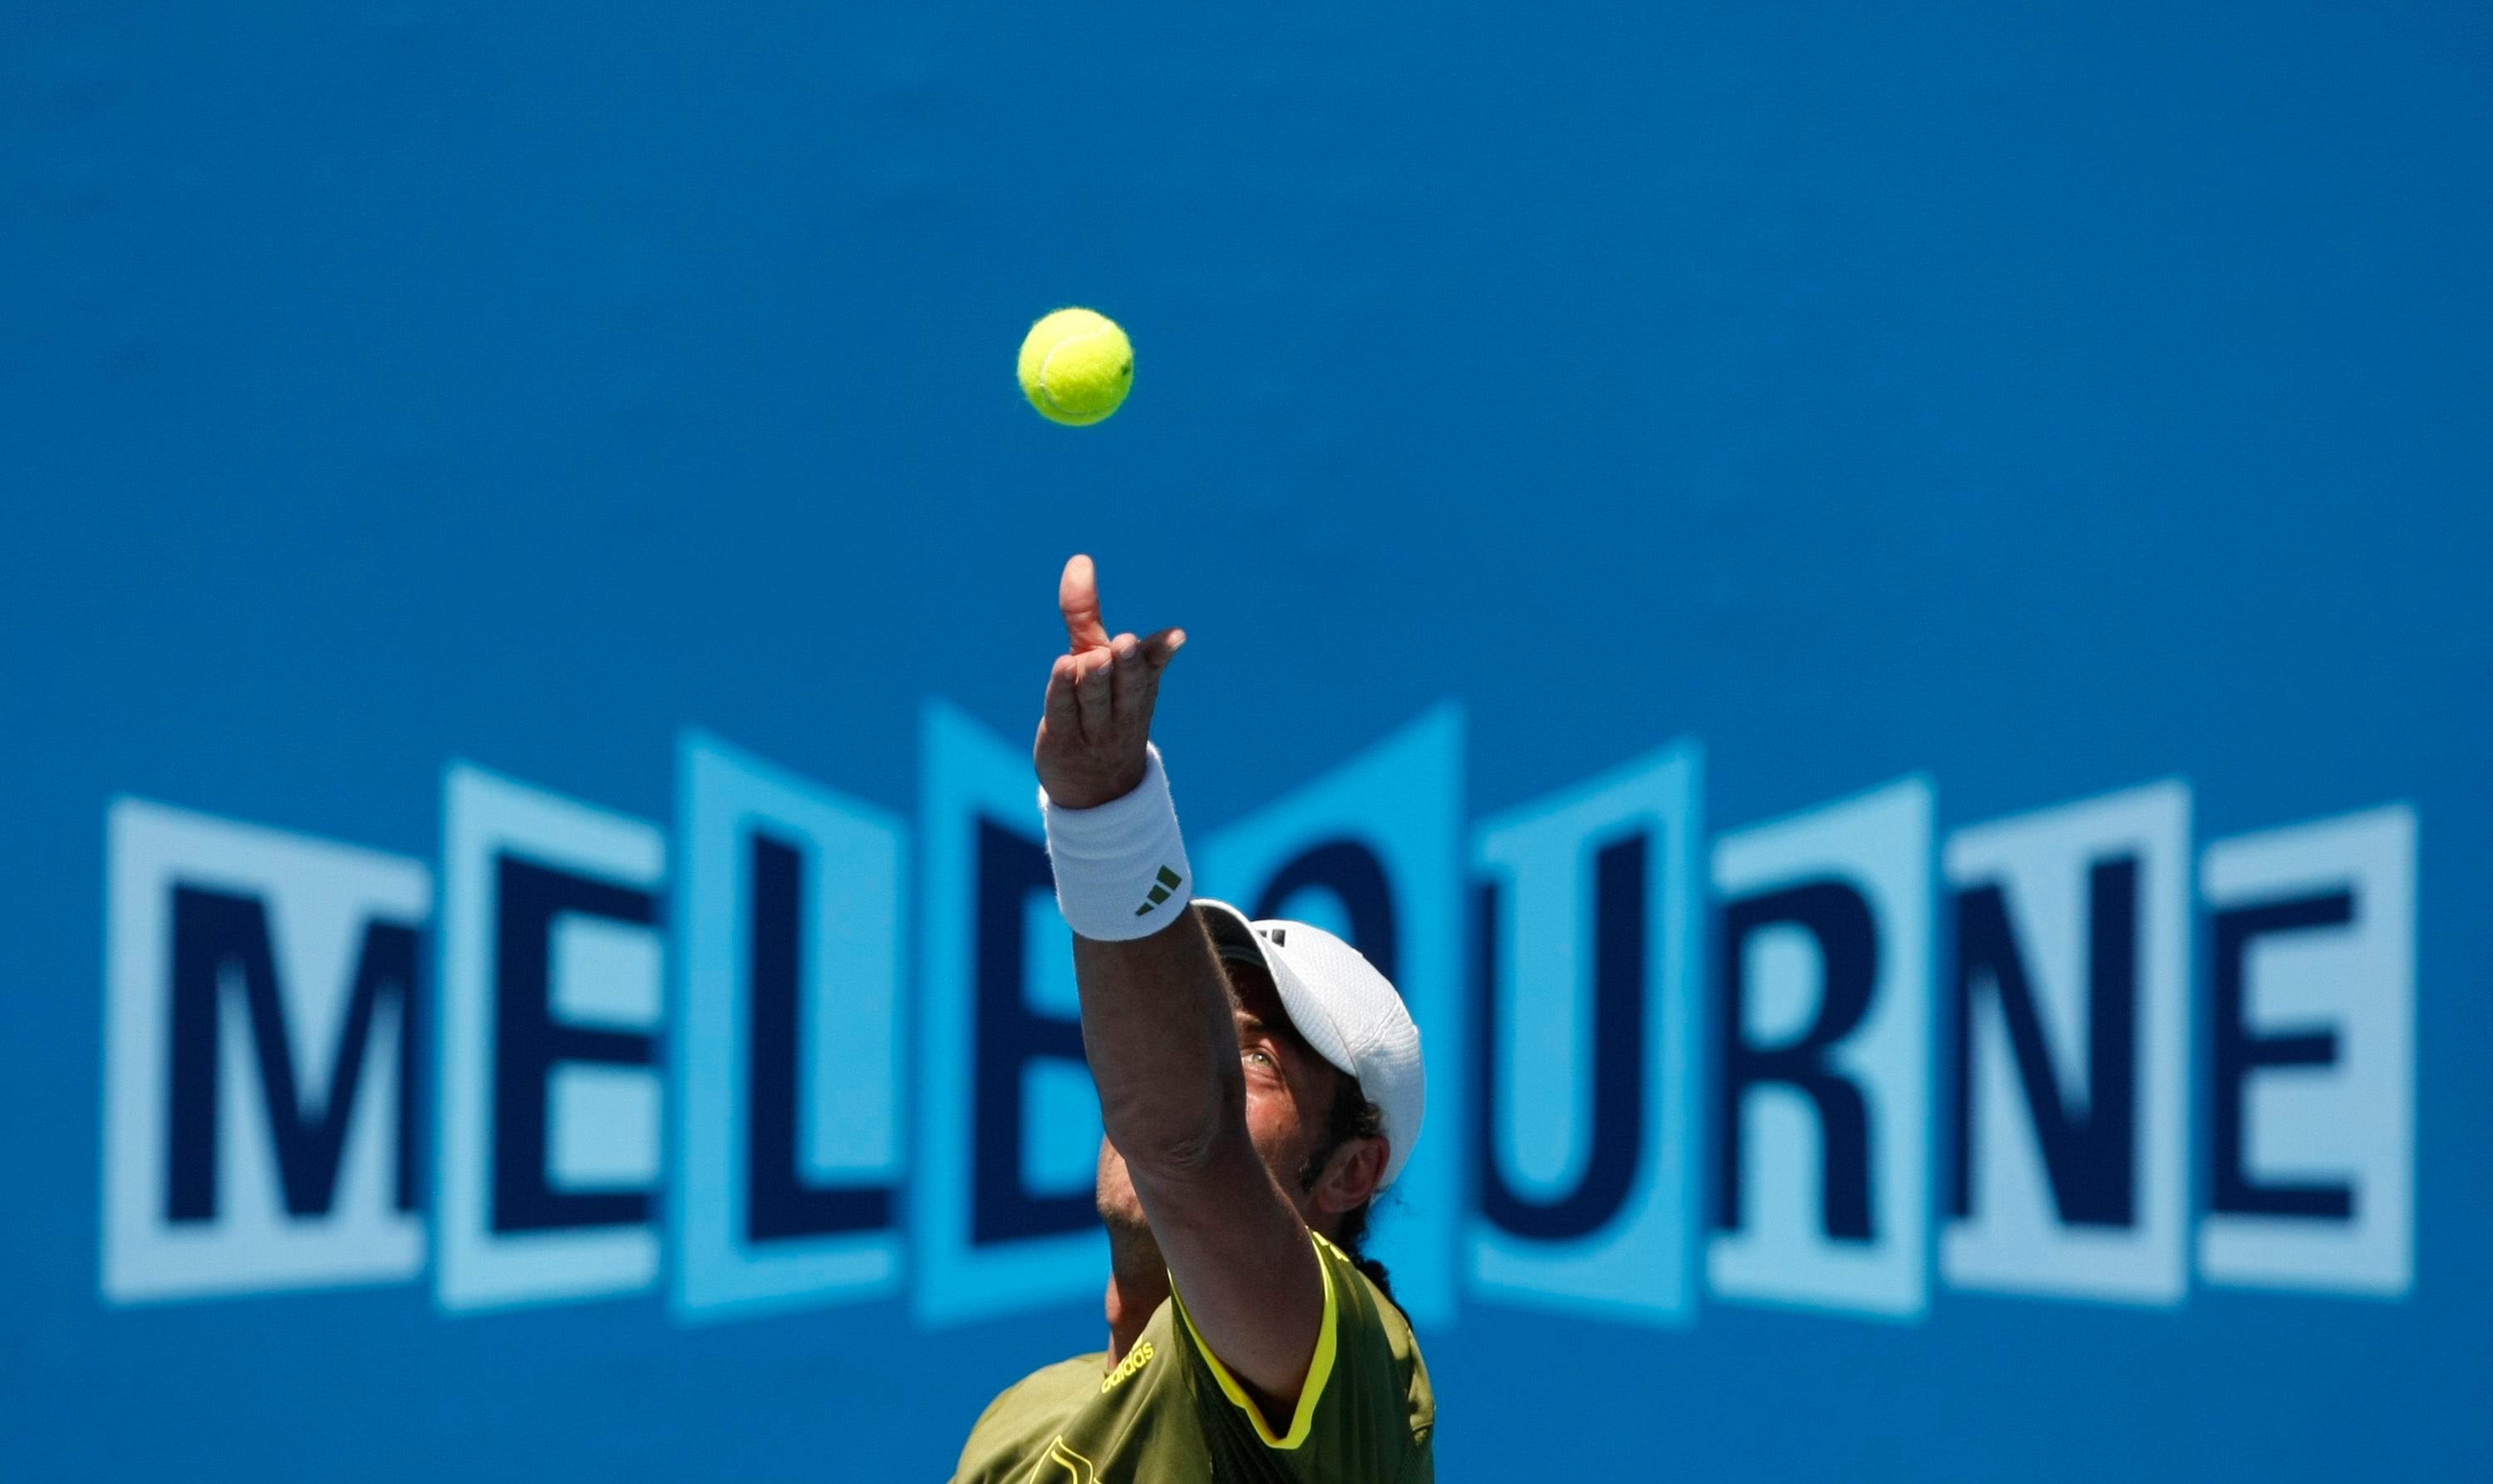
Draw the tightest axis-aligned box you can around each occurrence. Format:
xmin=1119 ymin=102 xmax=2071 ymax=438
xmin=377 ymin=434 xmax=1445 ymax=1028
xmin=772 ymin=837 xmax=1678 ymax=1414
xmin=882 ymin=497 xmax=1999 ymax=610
xmin=1245 ymin=1048 xmax=1276 ymax=1069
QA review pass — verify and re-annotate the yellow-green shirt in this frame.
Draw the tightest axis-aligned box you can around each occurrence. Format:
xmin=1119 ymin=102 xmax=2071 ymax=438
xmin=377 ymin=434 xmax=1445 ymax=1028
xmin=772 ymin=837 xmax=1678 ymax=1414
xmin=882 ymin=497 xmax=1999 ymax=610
xmin=950 ymin=1234 xmax=1435 ymax=1482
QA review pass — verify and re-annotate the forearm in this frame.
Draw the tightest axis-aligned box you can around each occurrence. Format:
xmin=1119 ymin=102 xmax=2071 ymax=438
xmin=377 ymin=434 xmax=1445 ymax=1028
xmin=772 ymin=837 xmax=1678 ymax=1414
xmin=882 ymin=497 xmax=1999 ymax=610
xmin=1038 ymin=715 xmax=1243 ymax=1172
xmin=1072 ymin=917 xmax=1246 ymax=1172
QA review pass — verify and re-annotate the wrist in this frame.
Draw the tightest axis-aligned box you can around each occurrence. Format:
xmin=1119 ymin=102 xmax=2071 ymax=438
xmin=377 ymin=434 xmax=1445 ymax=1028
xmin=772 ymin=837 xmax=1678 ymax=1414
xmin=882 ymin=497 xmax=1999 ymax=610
xmin=1040 ymin=745 xmax=1194 ymax=940
xmin=1039 ymin=754 xmax=1150 ymax=813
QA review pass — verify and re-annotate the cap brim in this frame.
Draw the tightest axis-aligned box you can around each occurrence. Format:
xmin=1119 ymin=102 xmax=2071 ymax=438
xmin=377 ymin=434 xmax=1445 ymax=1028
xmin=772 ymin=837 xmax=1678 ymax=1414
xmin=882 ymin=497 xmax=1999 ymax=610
xmin=1192 ymin=899 xmax=1360 ymax=1084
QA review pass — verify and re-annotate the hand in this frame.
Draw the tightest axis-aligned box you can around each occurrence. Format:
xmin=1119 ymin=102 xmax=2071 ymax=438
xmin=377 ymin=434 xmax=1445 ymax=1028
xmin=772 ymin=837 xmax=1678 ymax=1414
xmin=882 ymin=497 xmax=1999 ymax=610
xmin=1035 ymin=554 xmax=1186 ymax=809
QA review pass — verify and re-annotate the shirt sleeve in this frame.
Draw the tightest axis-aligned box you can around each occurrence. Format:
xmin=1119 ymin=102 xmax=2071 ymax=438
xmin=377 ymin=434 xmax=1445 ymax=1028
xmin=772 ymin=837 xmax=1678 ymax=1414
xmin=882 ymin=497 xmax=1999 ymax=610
xmin=1169 ymin=1231 xmax=1345 ymax=1451
xmin=1171 ymin=1230 xmax=1428 ymax=1479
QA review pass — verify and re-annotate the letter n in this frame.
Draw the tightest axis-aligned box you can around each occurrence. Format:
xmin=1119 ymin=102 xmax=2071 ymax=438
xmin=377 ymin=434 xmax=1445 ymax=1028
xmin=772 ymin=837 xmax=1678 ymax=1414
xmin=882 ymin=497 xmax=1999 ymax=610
xmin=1942 ymin=782 xmax=2191 ymax=1305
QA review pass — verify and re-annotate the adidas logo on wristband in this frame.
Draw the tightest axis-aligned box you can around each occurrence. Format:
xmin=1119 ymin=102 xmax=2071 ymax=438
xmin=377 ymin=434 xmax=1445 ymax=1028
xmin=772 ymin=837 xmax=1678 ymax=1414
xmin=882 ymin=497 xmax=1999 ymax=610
xmin=1133 ymin=866 xmax=1184 ymax=916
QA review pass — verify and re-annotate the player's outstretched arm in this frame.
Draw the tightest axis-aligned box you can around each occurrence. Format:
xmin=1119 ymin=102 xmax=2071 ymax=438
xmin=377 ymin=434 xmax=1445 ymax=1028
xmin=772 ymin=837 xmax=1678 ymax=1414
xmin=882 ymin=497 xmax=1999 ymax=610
xmin=1035 ymin=554 xmax=1329 ymax=1411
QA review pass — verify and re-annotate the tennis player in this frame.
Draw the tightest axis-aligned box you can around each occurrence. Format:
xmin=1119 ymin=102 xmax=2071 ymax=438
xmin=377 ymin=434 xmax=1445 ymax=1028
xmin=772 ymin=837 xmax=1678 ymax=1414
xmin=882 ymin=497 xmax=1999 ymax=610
xmin=949 ymin=556 xmax=1436 ymax=1482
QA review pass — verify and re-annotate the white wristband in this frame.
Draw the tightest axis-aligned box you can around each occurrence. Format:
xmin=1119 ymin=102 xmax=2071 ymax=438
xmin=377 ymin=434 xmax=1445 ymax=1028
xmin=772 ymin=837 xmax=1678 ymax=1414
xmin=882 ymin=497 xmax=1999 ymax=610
xmin=1040 ymin=745 xmax=1195 ymax=941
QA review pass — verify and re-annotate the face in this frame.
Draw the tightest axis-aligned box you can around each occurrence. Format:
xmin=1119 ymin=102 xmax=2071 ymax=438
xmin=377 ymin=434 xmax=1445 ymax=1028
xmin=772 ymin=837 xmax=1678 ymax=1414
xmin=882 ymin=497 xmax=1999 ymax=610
xmin=1095 ymin=956 xmax=1364 ymax=1242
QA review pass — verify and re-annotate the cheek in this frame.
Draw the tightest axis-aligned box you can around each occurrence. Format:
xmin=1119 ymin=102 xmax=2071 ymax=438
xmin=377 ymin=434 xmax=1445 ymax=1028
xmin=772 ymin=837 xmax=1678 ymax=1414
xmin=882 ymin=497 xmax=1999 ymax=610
xmin=1242 ymin=1081 xmax=1309 ymax=1172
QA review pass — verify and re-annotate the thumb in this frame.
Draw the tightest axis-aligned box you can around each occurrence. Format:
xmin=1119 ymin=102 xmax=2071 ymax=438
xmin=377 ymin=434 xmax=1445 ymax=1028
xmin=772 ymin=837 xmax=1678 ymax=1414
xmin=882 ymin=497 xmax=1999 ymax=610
xmin=1059 ymin=554 xmax=1111 ymax=654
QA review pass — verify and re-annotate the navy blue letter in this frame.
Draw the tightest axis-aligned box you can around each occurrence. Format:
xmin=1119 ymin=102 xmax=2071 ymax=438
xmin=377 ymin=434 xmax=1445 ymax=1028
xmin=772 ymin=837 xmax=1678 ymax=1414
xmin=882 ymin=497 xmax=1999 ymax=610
xmin=971 ymin=820 xmax=1097 ymax=1245
xmin=1473 ymin=836 xmax=1651 ymax=1241
xmin=2210 ymin=892 xmax=2356 ymax=1221
xmin=1714 ymin=880 xmax=1877 ymax=1241
xmin=168 ymin=886 xmax=422 ymax=1221
xmin=1949 ymin=857 xmax=2139 ymax=1226
xmin=745 ymin=832 xmax=895 ymax=1242
xmin=491 ymin=856 xmax=660 ymax=1233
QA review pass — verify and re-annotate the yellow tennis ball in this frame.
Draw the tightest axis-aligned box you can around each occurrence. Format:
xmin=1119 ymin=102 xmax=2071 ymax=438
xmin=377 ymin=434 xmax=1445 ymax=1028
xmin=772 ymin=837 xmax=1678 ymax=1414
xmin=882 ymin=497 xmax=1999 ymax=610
xmin=1018 ymin=308 xmax=1133 ymax=426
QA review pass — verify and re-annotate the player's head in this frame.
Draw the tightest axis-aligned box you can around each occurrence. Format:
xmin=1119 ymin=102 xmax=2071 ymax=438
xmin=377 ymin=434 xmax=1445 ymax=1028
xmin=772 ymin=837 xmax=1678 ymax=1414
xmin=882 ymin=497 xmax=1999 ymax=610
xmin=1094 ymin=901 xmax=1425 ymax=1295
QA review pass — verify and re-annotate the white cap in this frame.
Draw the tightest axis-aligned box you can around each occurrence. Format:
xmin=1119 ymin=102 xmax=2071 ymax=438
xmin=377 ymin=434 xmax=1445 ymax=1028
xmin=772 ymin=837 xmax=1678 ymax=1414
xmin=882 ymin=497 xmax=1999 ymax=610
xmin=1194 ymin=899 xmax=1425 ymax=1188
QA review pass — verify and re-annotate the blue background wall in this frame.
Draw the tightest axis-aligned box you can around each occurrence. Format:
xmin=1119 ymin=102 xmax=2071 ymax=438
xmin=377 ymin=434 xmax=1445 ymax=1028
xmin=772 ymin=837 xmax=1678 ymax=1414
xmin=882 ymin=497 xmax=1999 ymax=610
xmin=5 ymin=2 xmax=2487 ymax=1477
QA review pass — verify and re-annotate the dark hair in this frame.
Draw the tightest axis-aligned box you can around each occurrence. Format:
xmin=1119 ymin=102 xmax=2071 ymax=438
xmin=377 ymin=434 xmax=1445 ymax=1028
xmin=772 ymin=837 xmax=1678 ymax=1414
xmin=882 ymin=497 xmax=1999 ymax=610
xmin=1299 ymin=1072 xmax=1394 ymax=1303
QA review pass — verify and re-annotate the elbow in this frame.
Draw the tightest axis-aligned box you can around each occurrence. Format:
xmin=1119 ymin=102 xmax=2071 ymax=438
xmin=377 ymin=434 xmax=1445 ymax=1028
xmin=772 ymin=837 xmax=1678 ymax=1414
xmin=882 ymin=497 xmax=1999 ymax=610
xmin=1123 ymin=1124 xmax=1232 ymax=1182
xmin=1122 ymin=1126 xmax=1256 ymax=1187
xmin=1103 ymin=1097 xmax=1248 ymax=1184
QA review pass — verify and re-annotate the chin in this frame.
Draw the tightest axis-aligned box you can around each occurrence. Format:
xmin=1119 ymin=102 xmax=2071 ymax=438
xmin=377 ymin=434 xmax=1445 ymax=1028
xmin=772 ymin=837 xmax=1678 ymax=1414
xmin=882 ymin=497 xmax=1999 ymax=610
xmin=1098 ymin=1196 xmax=1151 ymax=1240
xmin=1094 ymin=1143 xmax=1150 ymax=1236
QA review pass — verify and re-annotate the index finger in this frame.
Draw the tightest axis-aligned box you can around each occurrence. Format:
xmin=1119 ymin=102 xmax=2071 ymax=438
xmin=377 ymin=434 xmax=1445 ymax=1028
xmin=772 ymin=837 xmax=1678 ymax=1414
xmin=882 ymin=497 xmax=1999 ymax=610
xmin=1059 ymin=554 xmax=1111 ymax=654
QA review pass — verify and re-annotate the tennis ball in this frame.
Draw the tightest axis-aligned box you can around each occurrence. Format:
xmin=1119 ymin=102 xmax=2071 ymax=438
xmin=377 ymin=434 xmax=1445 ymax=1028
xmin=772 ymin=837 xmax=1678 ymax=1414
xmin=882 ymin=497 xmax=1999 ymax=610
xmin=1018 ymin=308 xmax=1133 ymax=426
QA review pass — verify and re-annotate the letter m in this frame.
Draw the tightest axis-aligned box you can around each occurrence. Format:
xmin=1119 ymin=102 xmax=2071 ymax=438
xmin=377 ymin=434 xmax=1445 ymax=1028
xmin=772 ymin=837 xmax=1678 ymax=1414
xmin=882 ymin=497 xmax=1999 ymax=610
xmin=103 ymin=799 xmax=430 ymax=1304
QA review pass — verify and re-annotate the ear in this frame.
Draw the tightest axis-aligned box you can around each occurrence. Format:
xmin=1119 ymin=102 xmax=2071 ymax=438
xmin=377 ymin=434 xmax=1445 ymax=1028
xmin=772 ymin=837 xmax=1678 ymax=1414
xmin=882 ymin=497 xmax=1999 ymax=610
xmin=1311 ymin=1134 xmax=1389 ymax=1218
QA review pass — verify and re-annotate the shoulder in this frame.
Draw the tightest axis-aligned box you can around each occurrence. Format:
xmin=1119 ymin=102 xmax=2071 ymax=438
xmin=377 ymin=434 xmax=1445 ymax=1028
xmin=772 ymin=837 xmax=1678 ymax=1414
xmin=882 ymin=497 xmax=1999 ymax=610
xmin=953 ymin=1352 xmax=1107 ymax=1482
xmin=973 ymin=1351 xmax=1105 ymax=1427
